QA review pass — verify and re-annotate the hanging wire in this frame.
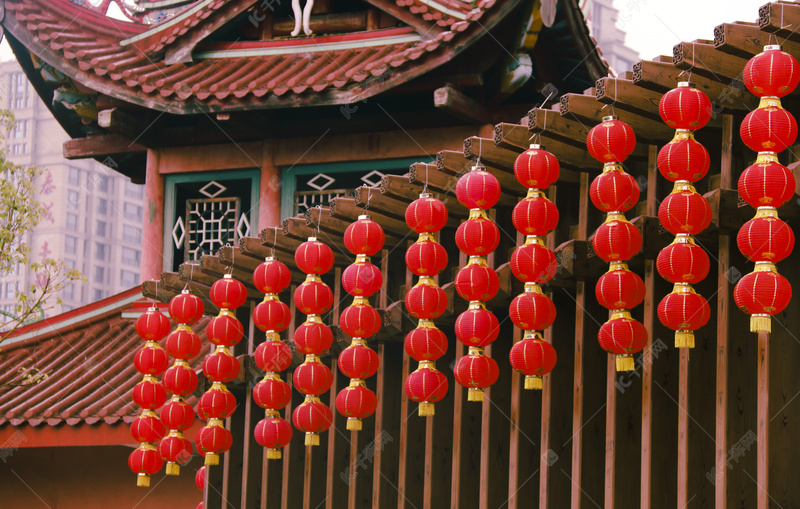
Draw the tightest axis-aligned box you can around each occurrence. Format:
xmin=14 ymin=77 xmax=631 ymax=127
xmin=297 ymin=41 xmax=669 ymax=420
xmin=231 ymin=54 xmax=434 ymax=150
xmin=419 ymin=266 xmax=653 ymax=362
xmin=422 ymin=164 xmax=428 ymax=194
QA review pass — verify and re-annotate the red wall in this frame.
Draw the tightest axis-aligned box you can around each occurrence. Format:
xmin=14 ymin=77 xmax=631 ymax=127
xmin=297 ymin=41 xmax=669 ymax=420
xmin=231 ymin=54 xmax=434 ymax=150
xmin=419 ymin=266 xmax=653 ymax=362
xmin=0 ymin=445 xmax=202 ymax=508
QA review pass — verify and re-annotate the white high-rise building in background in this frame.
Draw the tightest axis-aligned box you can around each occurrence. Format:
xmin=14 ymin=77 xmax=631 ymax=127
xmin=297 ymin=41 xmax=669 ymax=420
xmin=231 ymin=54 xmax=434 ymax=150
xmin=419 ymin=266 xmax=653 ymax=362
xmin=582 ymin=0 xmax=641 ymax=74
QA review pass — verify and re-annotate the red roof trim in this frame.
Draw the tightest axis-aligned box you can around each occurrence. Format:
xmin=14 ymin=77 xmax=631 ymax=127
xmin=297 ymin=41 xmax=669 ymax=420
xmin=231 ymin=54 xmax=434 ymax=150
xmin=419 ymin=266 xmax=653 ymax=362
xmin=202 ymin=27 xmax=418 ymax=51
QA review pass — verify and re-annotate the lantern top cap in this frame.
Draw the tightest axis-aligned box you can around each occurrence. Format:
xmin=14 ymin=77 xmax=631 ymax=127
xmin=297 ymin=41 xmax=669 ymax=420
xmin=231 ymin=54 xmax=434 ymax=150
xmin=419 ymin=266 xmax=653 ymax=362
xmin=764 ymin=44 xmax=782 ymax=51
xmin=264 ymin=256 xmax=275 ymax=261
xmin=677 ymin=81 xmax=695 ymax=88
xmin=602 ymin=115 xmax=617 ymax=121
xmin=181 ymin=289 xmax=190 ymax=294
xmin=470 ymin=164 xmax=486 ymax=172
xmin=529 ymin=143 xmax=545 ymax=150
xmin=223 ymin=273 xmax=232 ymax=279
xmin=523 ymin=331 xmax=544 ymax=340
xmin=357 ymin=214 xmax=370 ymax=220
xmin=419 ymin=192 xmax=432 ymax=198
xmin=307 ymin=236 xmax=317 ymax=242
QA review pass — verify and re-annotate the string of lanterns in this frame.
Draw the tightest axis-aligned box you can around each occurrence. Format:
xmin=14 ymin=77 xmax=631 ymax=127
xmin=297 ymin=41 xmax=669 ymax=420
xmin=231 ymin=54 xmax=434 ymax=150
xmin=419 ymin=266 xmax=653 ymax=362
xmin=403 ymin=194 xmax=450 ymax=415
xmin=734 ymin=44 xmax=798 ymax=332
xmin=655 ymin=82 xmax=713 ymax=348
xmin=509 ymin=144 xmax=560 ymax=389
xmin=587 ymin=116 xmax=648 ymax=371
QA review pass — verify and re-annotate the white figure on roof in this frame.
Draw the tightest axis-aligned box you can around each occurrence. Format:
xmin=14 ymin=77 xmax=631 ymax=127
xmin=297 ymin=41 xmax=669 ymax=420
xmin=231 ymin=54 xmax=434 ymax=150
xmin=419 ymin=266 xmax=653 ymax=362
xmin=291 ymin=0 xmax=314 ymax=36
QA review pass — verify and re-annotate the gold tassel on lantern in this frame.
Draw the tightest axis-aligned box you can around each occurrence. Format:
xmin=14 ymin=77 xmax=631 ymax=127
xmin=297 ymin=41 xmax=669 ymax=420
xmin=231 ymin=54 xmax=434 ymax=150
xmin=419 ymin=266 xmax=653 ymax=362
xmin=305 ymin=433 xmax=320 ymax=446
xmin=616 ymin=354 xmax=635 ymax=372
xmin=751 ymin=314 xmax=771 ymax=333
xmin=467 ymin=388 xmax=484 ymax=402
xmin=675 ymin=331 xmax=695 ymax=349
xmin=137 ymin=473 xmax=150 ymax=488
xmin=524 ymin=375 xmax=542 ymax=390
xmin=418 ymin=402 xmax=435 ymax=417
xmin=205 ymin=453 xmax=219 ymax=466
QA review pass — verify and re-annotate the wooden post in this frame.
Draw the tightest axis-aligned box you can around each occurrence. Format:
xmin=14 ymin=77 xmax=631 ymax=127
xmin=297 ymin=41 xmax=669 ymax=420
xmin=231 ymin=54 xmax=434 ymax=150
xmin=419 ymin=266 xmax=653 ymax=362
xmin=260 ymin=140 xmax=282 ymax=230
xmin=142 ymin=149 xmax=165 ymax=280
xmin=757 ymin=331 xmax=768 ymax=509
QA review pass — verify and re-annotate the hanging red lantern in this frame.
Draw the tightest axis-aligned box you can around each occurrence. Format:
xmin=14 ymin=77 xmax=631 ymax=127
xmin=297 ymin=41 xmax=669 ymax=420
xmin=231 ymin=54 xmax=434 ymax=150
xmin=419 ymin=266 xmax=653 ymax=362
xmin=129 ymin=444 xmax=163 ymax=487
xmin=454 ymin=260 xmax=500 ymax=302
xmin=405 ymin=278 xmax=448 ymax=319
xmin=339 ymin=302 xmax=382 ymax=338
xmin=292 ymin=397 xmax=334 ymax=445
xmin=295 ymin=238 xmax=335 ymax=275
xmin=597 ymin=312 xmax=648 ymax=371
xmin=136 ymin=307 xmax=171 ymax=342
xmin=133 ymin=376 xmax=168 ymax=409
xmin=196 ymin=420 xmax=233 ymax=465
xmin=453 ymin=350 xmax=499 ymax=401
xmin=160 ymin=398 xmax=196 ymax=431
xmin=737 ymin=212 xmax=795 ymax=263
xmin=658 ymin=82 xmax=712 ymax=130
xmin=293 ymin=320 xmax=333 ymax=355
xmin=254 ymin=336 xmax=294 ymax=372
xmin=344 ymin=215 xmax=385 ymax=256
xmin=656 ymin=237 xmax=710 ymax=284
xmin=293 ymin=358 xmax=334 ymax=395
xmin=590 ymin=168 xmax=640 ymax=212
xmin=404 ymin=322 xmax=448 ymax=360
xmin=658 ymin=284 xmax=711 ymax=348
xmin=456 ymin=166 xmax=501 ymax=209
xmin=510 ymin=239 xmax=557 ymax=283
xmin=743 ymin=44 xmax=800 ymax=98
xmin=253 ymin=296 xmax=291 ymax=332
xmin=455 ymin=214 xmax=501 ymax=256
xmin=406 ymin=237 xmax=448 ymax=276
xmin=595 ymin=263 xmax=645 ymax=310
xmin=203 ymin=349 xmax=240 ymax=383
xmin=405 ymin=364 xmax=448 ymax=416
xmin=294 ymin=277 xmax=334 ymax=315
xmin=134 ymin=343 xmax=169 ymax=375
xmin=738 ymin=157 xmax=797 ymax=208
xmin=336 ymin=381 xmax=378 ymax=430
xmin=740 ymin=106 xmax=798 ymax=153
xmin=342 ymin=261 xmax=383 ymax=297
xmin=405 ymin=194 xmax=449 ymax=233
xmin=587 ymin=116 xmax=636 ymax=163
xmin=338 ymin=341 xmax=380 ymax=379
xmin=733 ymin=263 xmax=792 ymax=332
xmin=254 ymin=413 xmax=293 ymax=459
xmin=512 ymin=191 xmax=559 ymax=236
xmin=131 ymin=410 xmax=165 ymax=443
xmin=209 ymin=274 xmax=247 ymax=309
xmin=592 ymin=214 xmax=642 ymax=262
xmin=253 ymin=375 xmax=293 ymax=410
xmin=159 ymin=432 xmax=193 ymax=475
xmin=195 ymin=467 xmax=205 ymax=491
xmin=658 ymin=186 xmax=713 ymax=235
xmin=455 ymin=303 xmax=500 ymax=347
xmin=206 ymin=312 xmax=244 ymax=346
xmin=509 ymin=334 xmax=557 ymax=390
xmin=162 ymin=362 xmax=198 ymax=396
xmin=253 ymin=257 xmax=291 ymax=295
xmin=169 ymin=290 xmax=205 ymax=324
xmin=514 ymin=144 xmax=560 ymax=189
xmin=657 ymin=136 xmax=711 ymax=182
xmin=509 ymin=285 xmax=557 ymax=331
xmin=165 ymin=326 xmax=202 ymax=359
xmin=196 ymin=385 xmax=237 ymax=421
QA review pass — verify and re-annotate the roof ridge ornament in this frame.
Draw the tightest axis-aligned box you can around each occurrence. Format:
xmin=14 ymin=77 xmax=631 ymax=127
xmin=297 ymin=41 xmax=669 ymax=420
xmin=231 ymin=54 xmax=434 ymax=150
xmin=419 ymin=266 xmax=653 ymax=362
xmin=291 ymin=0 xmax=314 ymax=37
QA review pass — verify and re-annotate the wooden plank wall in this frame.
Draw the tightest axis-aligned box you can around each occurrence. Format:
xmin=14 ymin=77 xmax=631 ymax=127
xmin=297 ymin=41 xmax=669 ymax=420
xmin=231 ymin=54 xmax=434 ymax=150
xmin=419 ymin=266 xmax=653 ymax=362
xmin=145 ymin=4 xmax=800 ymax=508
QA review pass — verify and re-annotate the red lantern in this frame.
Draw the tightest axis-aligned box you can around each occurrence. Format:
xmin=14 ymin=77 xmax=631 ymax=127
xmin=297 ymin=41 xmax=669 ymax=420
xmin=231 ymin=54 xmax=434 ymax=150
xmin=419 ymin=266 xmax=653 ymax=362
xmin=737 ymin=214 xmax=795 ymax=263
xmin=294 ymin=279 xmax=334 ymax=315
xmin=454 ymin=305 xmax=500 ymax=347
xmin=454 ymin=262 xmax=500 ymax=302
xmin=133 ymin=376 xmax=168 ymax=409
xmin=253 ymin=297 xmax=291 ymax=332
xmin=136 ymin=307 xmax=171 ymax=342
xmin=195 ymin=466 xmax=205 ymax=491
xmin=253 ymin=257 xmax=291 ymax=294
xmin=255 ymin=414 xmax=293 ymax=459
xmin=597 ymin=313 xmax=648 ymax=371
xmin=656 ymin=239 xmax=710 ymax=284
xmin=590 ymin=168 xmax=640 ymax=212
xmin=293 ymin=320 xmax=333 ymax=355
xmin=658 ymin=188 xmax=713 ymax=236
xmin=514 ymin=144 xmax=560 ymax=189
xmin=743 ymin=45 xmax=800 ymax=98
xmin=740 ymin=106 xmax=798 ymax=153
xmin=405 ymin=278 xmax=448 ymax=319
xmin=587 ymin=116 xmax=636 ymax=163
xmin=342 ymin=262 xmax=383 ymax=297
xmin=159 ymin=432 xmax=193 ymax=474
xmin=455 ymin=215 xmax=500 ymax=256
xmin=658 ymin=286 xmax=711 ymax=348
xmin=404 ymin=323 xmax=448 ymax=361
xmin=405 ymin=365 xmax=448 ymax=416
xmin=405 ymin=238 xmax=448 ymax=276
xmin=160 ymin=399 xmax=196 ymax=431
xmin=595 ymin=265 xmax=645 ymax=310
xmin=733 ymin=264 xmax=792 ymax=332
xmin=509 ymin=335 xmax=557 ymax=390
xmin=738 ymin=158 xmax=796 ymax=208
xmin=206 ymin=313 xmax=244 ymax=346
xmin=658 ymin=82 xmax=712 ymax=130
xmin=165 ymin=327 xmax=202 ymax=359
xmin=134 ymin=343 xmax=169 ymax=375
xmin=293 ymin=359 xmax=333 ymax=395
xmin=509 ymin=287 xmax=557 ymax=331
xmin=405 ymin=194 xmax=449 ymax=233
xmin=657 ymin=137 xmax=710 ymax=182
xmin=344 ymin=215 xmax=385 ymax=256
xmin=197 ymin=386 xmax=237 ymax=420
xmin=254 ymin=337 xmax=293 ymax=372
xmin=131 ymin=411 xmax=165 ymax=443
xmin=592 ymin=215 xmax=642 ymax=262
xmin=512 ymin=193 xmax=559 ymax=236
xmin=129 ymin=443 xmax=163 ymax=487
xmin=196 ymin=420 xmax=233 ymax=465
xmin=336 ymin=382 xmax=377 ymax=430
xmin=453 ymin=351 xmax=499 ymax=401
xmin=169 ymin=290 xmax=205 ymax=324
xmin=292 ymin=397 xmax=333 ymax=445
xmin=511 ymin=241 xmax=557 ymax=283
xmin=456 ymin=167 xmax=501 ymax=209
xmin=203 ymin=349 xmax=240 ymax=383
xmin=295 ymin=239 xmax=335 ymax=275
xmin=253 ymin=376 xmax=293 ymax=409
xmin=210 ymin=275 xmax=247 ymax=309
xmin=338 ymin=342 xmax=380 ymax=379
xmin=339 ymin=303 xmax=382 ymax=338
xmin=162 ymin=362 xmax=199 ymax=396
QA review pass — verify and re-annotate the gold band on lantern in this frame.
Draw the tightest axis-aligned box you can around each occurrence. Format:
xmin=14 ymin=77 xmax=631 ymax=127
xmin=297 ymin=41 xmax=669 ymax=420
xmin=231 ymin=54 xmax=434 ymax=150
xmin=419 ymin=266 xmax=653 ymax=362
xmin=758 ymin=96 xmax=783 ymax=109
xmin=467 ymin=208 xmax=490 ymax=220
xmin=755 ymin=152 xmax=779 ymax=163
xmin=670 ymin=129 xmax=695 ymax=142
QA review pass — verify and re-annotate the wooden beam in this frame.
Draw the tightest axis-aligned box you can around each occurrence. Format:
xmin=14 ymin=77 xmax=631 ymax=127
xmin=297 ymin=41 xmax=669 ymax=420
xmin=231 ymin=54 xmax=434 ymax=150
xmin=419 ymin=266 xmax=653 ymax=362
xmin=714 ymin=21 xmax=800 ymax=60
xmin=463 ymin=136 xmax=518 ymax=171
xmin=360 ymin=0 xmax=442 ymax=38
xmin=97 ymin=107 xmax=157 ymax=146
xmin=141 ymin=279 xmax=178 ymax=303
xmin=595 ymin=77 xmax=671 ymax=124
xmin=428 ymin=155 xmax=523 ymax=204
xmin=378 ymin=173 xmax=470 ymax=217
xmin=353 ymin=185 xmax=460 ymax=230
xmin=434 ymin=86 xmax=495 ymax=124
xmin=330 ymin=196 xmax=413 ymax=238
xmin=673 ymin=41 xmax=750 ymax=84
xmin=271 ymin=11 xmax=368 ymax=37
xmin=63 ymin=134 xmax=146 ymax=160
xmin=282 ymin=216 xmax=349 ymax=254
xmin=759 ymin=1 xmax=800 ymax=43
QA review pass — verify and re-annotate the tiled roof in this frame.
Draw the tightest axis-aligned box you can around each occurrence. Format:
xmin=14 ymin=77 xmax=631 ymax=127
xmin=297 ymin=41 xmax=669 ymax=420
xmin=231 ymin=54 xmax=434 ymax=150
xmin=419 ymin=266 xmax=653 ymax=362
xmin=3 ymin=0 xmax=504 ymax=112
xmin=0 ymin=288 xmax=211 ymax=428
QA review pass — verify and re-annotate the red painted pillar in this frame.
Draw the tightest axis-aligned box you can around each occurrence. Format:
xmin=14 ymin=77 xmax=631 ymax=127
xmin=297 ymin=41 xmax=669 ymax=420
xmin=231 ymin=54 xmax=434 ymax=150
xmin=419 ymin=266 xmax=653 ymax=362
xmin=142 ymin=149 xmax=165 ymax=281
xmin=259 ymin=140 xmax=282 ymax=229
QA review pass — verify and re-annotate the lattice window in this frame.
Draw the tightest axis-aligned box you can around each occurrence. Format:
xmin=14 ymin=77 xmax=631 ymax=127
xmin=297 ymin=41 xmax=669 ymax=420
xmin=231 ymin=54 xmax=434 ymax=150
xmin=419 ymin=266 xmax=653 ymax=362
xmin=184 ymin=197 xmax=241 ymax=261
